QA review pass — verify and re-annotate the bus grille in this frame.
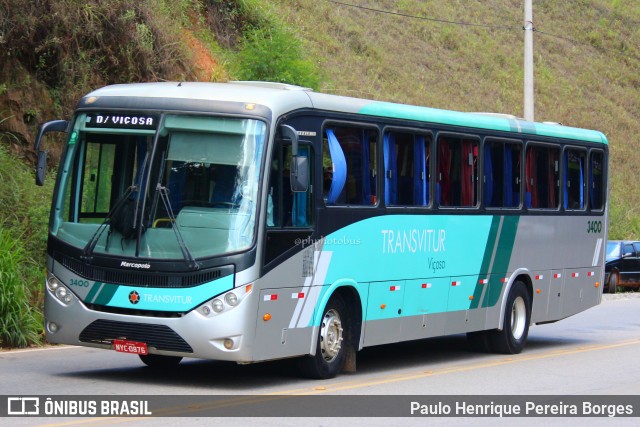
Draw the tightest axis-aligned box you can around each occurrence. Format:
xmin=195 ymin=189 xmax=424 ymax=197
xmin=58 ymin=254 xmax=230 ymax=288
xmin=79 ymin=319 xmax=193 ymax=353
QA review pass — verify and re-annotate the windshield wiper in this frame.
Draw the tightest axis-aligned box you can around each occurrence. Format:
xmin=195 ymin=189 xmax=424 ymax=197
xmin=81 ymin=185 xmax=137 ymax=261
xmin=156 ymin=183 xmax=200 ymax=270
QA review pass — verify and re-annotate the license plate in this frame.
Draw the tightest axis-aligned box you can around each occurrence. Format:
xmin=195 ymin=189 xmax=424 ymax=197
xmin=113 ymin=339 xmax=148 ymax=355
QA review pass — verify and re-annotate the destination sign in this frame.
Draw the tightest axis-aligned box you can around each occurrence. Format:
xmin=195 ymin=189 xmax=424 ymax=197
xmin=85 ymin=113 xmax=158 ymax=130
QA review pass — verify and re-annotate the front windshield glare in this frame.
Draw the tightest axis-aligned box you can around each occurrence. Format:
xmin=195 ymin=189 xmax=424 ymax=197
xmin=52 ymin=113 xmax=267 ymax=260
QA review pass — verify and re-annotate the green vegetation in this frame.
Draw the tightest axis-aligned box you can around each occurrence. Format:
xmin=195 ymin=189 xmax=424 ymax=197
xmin=0 ymin=145 xmax=50 ymax=347
xmin=0 ymin=0 xmax=638 ymax=346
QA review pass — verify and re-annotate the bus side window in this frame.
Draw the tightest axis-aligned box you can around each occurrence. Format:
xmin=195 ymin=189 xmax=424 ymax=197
xmin=323 ymin=126 xmax=377 ymax=206
xmin=525 ymin=144 xmax=560 ymax=209
xmin=589 ymin=150 xmax=605 ymax=211
xmin=564 ymin=148 xmax=586 ymax=210
xmin=484 ymin=139 xmax=522 ymax=208
xmin=436 ymin=135 xmax=478 ymax=207
xmin=384 ymin=131 xmax=430 ymax=206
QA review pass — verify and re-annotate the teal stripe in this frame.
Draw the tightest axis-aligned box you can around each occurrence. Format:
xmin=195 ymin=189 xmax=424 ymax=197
xmin=93 ymin=284 xmax=119 ymax=305
xmin=85 ymin=282 xmax=103 ymax=303
xmin=358 ymin=103 xmax=607 ymax=144
xmin=470 ymin=216 xmax=502 ymax=309
xmin=484 ymin=216 xmax=520 ymax=307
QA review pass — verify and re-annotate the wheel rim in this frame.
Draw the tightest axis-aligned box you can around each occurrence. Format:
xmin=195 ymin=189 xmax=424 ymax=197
xmin=510 ymin=296 xmax=527 ymax=340
xmin=319 ymin=308 xmax=343 ymax=362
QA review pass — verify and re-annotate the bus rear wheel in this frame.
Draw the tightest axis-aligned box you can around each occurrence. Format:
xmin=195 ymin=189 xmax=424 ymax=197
xmin=139 ymin=354 xmax=183 ymax=368
xmin=488 ymin=281 xmax=531 ymax=354
xmin=299 ymin=293 xmax=348 ymax=379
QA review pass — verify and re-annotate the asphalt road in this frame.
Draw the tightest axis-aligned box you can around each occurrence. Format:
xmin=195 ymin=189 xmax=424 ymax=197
xmin=1 ymin=293 xmax=639 ymax=426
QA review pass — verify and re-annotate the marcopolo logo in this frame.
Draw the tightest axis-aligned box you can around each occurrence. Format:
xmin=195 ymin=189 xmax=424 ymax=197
xmin=120 ymin=261 xmax=151 ymax=269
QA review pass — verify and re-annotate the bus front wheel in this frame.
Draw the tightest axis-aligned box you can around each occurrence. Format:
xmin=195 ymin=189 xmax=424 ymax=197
xmin=489 ymin=281 xmax=531 ymax=354
xmin=299 ymin=293 xmax=348 ymax=379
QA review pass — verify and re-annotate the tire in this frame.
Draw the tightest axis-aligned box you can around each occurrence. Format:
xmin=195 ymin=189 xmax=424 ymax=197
xmin=298 ymin=293 xmax=348 ymax=379
xmin=488 ymin=281 xmax=531 ymax=354
xmin=608 ymin=272 xmax=618 ymax=294
xmin=139 ymin=354 xmax=183 ymax=368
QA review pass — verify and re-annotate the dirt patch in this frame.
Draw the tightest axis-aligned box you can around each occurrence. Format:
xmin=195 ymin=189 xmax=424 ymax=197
xmin=182 ymin=29 xmax=228 ymax=82
xmin=0 ymin=61 xmax=60 ymax=162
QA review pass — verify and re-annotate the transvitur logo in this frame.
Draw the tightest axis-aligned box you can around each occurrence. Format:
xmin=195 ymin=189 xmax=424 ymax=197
xmin=128 ymin=291 xmax=140 ymax=305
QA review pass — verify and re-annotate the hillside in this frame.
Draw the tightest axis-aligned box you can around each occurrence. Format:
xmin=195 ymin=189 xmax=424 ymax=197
xmin=0 ymin=0 xmax=638 ymax=345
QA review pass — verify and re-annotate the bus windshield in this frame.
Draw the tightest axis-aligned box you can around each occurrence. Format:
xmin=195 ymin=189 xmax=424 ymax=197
xmin=51 ymin=113 xmax=267 ymax=261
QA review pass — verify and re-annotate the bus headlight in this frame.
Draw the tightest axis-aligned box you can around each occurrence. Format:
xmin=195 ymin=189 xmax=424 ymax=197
xmin=211 ymin=299 xmax=224 ymax=313
xmin=47 ymin=276 xmax=61 ymax=292
xmin=224 ymin=292 xmax=238 ymax=306
xmin=47 ymin=273 xmax=75 ymax=305
xmin=197 ymin=283 xmax=253 ymax=317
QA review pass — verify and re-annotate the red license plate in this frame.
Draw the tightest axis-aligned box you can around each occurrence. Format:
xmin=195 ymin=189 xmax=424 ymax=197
xmin=113 ymin=339 xmax=148 ymax=355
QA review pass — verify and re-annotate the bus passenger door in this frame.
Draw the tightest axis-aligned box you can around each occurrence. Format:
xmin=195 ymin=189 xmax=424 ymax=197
xmin=263 ymin=141 xmax=314 ymax=268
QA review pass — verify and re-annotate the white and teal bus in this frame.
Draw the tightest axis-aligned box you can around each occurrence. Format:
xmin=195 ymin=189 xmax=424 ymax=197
xmin=35 ymin=81 xmax=608 ymax=378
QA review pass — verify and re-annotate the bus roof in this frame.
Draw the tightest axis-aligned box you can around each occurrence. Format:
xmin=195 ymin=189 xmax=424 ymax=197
xmin=82 ymin=82 xmax=608 ymax=145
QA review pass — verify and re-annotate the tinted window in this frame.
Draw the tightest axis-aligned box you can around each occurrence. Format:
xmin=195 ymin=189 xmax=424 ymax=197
xmin=525 ymin=144 xmax=560 ymax=209
xmin=589 ymin=150 xmax=605 ymax=211
xmin=384 ymin=131 xmax=431 ymax=206
xmin=564 ymin=148 xmax=587 ymax=210
xmin=436 ymin=135 xmax=479 ymax=207
xmin=323 ymin=126 xmax=378 ymax=205
xmin=483 ymin=139 xmax=521 ymax=208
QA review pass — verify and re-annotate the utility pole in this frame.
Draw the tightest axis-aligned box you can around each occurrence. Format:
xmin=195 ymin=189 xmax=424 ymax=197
xmin=523 ymin=0 xmax=534 ymax=121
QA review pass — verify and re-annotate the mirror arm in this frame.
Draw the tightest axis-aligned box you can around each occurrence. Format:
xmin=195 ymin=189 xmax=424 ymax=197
xmin=34 ymin=120 xmax=69 ymax=151
xmin=280 ymin=124 xmax=299 ymax=157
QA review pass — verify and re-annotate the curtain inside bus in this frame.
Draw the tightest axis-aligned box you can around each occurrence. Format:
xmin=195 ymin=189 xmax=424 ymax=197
xmin=383 ymin=132 xmax=397 ymax=205
xmin=325 ymin=129 xmax=347 ymax=205
xmin=413 ymin=135 xmax=428 ymax=205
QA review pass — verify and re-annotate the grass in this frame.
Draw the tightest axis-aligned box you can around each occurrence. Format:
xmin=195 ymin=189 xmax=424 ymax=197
xmin=0 ymin=227 xmax=43 ymax=348
xmin=0 ymin=144 xmax=54 ymax=346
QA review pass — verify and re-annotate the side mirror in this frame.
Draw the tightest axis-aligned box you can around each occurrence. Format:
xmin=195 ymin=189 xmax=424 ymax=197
xmin=34 ymin=120 xmax=69 ymax=186
xmin=290 ymin=155 xmax=309 ymax=192
xmin=279 ymin=124 xmax=309 ymax=193
xmin=36 ymin=151 xmax=47 ymax=186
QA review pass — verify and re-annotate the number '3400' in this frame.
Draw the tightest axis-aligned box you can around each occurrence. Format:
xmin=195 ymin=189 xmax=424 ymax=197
xmin=587 ymin=220 xmax=602 ymax=233
xmin=69 ymin=279 xmax=90 ymax=287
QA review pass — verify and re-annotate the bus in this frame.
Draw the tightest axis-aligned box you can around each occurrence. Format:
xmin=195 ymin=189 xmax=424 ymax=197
xmin=34 ymin=81 xmax=608 ymax=378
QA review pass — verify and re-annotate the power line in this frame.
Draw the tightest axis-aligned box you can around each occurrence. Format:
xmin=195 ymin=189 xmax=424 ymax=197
xmin=327 ymin=0 xmax=519 ymax=31
xmin=327 ymin=0 xmax=640 ymax=63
